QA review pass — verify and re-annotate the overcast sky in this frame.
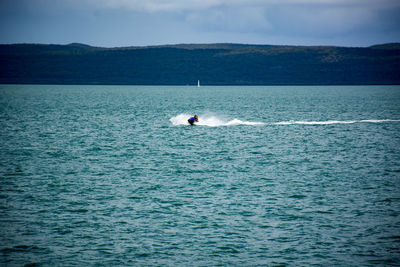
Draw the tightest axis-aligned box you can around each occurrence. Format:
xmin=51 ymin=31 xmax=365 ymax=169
xmin=0 ymin=0 xmax=399 ymax=47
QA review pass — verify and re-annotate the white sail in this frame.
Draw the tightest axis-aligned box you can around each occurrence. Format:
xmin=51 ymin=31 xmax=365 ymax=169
xmin=197 ymin=80 xmax=200 ymax=87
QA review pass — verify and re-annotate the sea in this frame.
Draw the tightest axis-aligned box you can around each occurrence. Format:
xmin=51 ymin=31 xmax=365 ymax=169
xmin=1 ymin=85 xmax=400 ymax=266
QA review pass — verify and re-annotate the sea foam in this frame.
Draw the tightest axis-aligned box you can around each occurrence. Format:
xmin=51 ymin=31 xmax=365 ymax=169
xmin=170 ymin=114 xmax=400 ymax=127
xmin=272 ymin=119 xmax=400 ymax=125
xmin=169 ymin=114 xmax=264 ymax=127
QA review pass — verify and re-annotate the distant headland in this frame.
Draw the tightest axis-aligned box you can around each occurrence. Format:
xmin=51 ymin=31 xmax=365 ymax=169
xmin=0 ymin=43 xmax=399 ymax=85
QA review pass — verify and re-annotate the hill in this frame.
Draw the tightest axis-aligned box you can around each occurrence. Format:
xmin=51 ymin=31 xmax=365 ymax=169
xmin=0 ymin=43 xmax=399 ymax=85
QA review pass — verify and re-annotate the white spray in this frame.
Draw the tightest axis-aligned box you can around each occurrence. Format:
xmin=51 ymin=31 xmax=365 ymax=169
xmin=170 ymin=114 xmax=400 ymax=127
xmin=169 ymin=113 xmax=264 ymax=127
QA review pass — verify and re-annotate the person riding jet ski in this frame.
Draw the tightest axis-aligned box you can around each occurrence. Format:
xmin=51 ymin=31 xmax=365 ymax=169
xmin=188 ymin=115 xmax=199 ymax=125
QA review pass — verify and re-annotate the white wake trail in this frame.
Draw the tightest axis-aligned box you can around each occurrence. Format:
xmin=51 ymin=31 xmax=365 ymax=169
xmin=169 ymin=114 xmax=264 ymax=127
xmin=170 ymin=114 xmax=400 ymax=127
xmin=271 ymin=119 xmax=400 ymax=125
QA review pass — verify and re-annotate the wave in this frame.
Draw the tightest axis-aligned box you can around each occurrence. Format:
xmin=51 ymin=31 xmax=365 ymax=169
xmin=170 ymin=114 xmax=400 ymax=127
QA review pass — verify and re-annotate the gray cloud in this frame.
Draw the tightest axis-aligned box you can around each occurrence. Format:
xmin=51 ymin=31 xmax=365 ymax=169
xmin=85 ymin=0 xmax=400 ymax=12
xmin=185 ymin=6 xmax=272 ymax=33
xmin=0 ymin=0 xmax=399 ymax=46
xmin=85 ymin=0 xmax=399 ymax=36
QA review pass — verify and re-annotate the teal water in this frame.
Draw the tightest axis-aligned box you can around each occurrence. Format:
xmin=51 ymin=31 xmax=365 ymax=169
xmin=1 ymin=85 xmax=400 ymax=266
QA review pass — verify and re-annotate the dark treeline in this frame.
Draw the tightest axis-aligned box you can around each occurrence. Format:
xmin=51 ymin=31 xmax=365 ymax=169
xmin=0 ymin=43 xmax=399 ymax=85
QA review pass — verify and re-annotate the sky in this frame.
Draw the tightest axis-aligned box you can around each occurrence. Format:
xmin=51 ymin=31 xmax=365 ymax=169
xmin=0 ymin=0 xmax=399 ymax=47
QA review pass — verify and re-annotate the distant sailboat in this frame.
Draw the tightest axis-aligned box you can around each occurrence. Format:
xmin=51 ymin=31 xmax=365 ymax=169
xmin=197 ymin=80 xmax=200 ymax=87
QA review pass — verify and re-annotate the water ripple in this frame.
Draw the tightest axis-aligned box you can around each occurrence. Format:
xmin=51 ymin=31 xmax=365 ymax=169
xmin=1 ymin=85 xmax=400 ymax=266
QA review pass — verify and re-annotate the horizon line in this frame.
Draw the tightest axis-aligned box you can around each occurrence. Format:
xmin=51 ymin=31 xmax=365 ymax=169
xmin=1 ymin=42 xmax=400 ymax=49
